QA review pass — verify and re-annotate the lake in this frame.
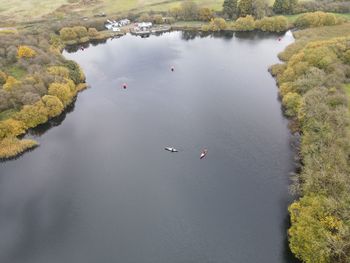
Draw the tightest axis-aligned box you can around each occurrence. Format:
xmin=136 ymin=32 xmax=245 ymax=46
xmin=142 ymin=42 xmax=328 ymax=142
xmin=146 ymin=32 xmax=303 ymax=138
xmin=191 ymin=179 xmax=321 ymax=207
xmin=0 ymin=31 xmax=298 ymax=263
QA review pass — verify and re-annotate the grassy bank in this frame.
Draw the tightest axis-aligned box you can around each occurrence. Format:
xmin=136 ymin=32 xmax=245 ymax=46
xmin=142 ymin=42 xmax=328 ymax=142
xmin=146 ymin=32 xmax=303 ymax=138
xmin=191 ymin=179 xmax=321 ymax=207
xmin=270 ymin=22 xmax=350 ymax=262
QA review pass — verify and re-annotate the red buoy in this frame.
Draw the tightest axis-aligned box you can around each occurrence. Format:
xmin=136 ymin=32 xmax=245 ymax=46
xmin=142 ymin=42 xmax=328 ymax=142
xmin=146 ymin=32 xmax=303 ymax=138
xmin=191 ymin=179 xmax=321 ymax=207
xmin=122 ymin=83 xmax=127 ymax=89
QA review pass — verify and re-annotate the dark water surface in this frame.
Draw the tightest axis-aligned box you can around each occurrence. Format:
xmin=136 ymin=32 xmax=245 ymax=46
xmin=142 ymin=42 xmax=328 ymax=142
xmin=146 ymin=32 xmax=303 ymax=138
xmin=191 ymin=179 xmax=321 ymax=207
xmin=0 ymin=31 xmax=298 ymax=263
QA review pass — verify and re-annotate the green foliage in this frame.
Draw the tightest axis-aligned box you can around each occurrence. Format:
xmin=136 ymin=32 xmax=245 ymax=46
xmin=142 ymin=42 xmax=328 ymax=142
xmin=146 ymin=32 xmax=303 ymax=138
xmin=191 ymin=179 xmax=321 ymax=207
xmin=202 ymin=18 xmax=227 ymax=31
xmin=295 ymin=12 xmax=341 ymax=29
xmin=59 ymin=27 xmax=78 ymax=41
xmin=272 ymin=30 xmax=350 ymax=263
xmin=181 ymin=1 xmax=199 ymax=20
xmin=273 ymin=0 xmax=298 ymax=14
xmin=198 ymin=8 xmax=214 ymax=21
xmin=0 ymin=70 xmax=7 ymax=85
xmin=238 ymin=0 xmax=253 ymax=17
xmin=233 ymin=15 xmax=256 ymax=31
xmin=255 ymin=16 xmax=288 ymax=32
xmin=252 ymin=0 xmax=269 ymax=19
xmin=64 ymin=60 xmax=85 ymax=84
xmin=282 ymin=92 xmax=301 ymax=117
xmin=289 ymin=195 xmax=349 ymax=263
xmin=222 ymin=0 xmax=238 ymax=19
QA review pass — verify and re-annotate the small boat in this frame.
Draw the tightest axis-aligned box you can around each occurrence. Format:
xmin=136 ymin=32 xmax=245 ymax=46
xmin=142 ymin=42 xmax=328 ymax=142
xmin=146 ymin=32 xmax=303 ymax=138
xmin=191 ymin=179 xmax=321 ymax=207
xmin=200 ymin=149 xmax=208 ymax=159
xmin=165 ymin=147 xmax=178 ymax=152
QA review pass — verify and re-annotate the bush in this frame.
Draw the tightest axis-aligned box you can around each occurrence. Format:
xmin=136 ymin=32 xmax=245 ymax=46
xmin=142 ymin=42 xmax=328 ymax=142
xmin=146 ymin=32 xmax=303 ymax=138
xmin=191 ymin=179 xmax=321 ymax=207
xmin=294 ymin=12 xmax=341 ymax=28
xmin=48 ymin=82 xmax=72 ymax=106
xmin=3 ymin=76 xmax=20 ymax=92
xmin=41 ymin=95 xmax=64 ymax=118
xmin=59 ymin=27 xmax=78 ymax=41
xmin=17 ymin=45 xmax=36 ymax=58
xmin=0 ymin=71 xmax=7 ymax=85
xmin=14 ymin=101 xmax=48 ymax=128
xmin=282 ymin=92 xmax=302 ymax=117
xmin=198 ymin=8 xmax=214 ymax=21
xmin=233 ymin=15 xmax=256 ymax=31
xmin=255 ymin=16 xmax=288 ymax=32
xmin=73 ymin=26 xmax=88 ymax=38
xmin=202 ymin=18 xmax=227 ymax=31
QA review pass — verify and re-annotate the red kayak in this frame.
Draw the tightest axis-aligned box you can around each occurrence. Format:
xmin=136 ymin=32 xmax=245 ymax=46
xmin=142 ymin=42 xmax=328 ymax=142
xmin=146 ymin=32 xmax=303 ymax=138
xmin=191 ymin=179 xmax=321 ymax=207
xmin=200 ymin=149 xmax=208 ymax=159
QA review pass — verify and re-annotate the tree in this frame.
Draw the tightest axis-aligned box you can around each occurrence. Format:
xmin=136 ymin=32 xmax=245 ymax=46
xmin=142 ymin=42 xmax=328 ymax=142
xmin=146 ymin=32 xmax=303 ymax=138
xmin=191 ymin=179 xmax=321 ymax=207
xmin=273 ymin=0 xmax=298 ymax=14
xmin=59 ymin=27 xmax=78 ymax=41
xmin=3 ymin=76 xmax=20 ymax=92
xmin=238 ymin=0 xmax=253 ymax=17
xmin=0 ymin=70 xmax=7 ymax=85
xmin=180 ymin=1 xmax=199 ymax=20
xmin=48 ymin=82 xmax=72 ymax=106
xmin=203 ymin=18 xmax=227 ymax=31
xmin=234 ymin=15 xmax=256 ymax=31
xmin=198 ymin=8 xmax=214 ymax=21
xmin=222 ymin=0 xmax=238 ymax=19
xmin=252 ymin=0 xmax=268 ymax=19
xmin=139 ymin=13 xmax=151 ymax=22
xmin=42 ymin=95 xmax=64 ymax=118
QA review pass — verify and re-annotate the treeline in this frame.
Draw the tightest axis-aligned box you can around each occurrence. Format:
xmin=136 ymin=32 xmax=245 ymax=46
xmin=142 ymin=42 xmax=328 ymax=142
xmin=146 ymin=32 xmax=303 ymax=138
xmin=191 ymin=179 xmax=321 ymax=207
xmin=270 ymin=28 xmax=350 ymax=262
xmin=0 ymin=32 xmax=86 ymax=158
xmin=59 ymin=26 xmax=109 ymax=45
xmin=202 ymin=15 xmax=289 ymax=32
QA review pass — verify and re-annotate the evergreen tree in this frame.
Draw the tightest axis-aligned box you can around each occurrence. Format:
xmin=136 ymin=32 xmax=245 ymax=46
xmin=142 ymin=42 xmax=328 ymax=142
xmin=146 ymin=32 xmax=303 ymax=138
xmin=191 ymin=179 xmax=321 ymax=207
xmin=222 ymin=0 xmax=238 ymax=19
xmin=273 ymin=0 xmax=298 ymax=14
xmin=238 ymin=0 xmax=253 ymax=17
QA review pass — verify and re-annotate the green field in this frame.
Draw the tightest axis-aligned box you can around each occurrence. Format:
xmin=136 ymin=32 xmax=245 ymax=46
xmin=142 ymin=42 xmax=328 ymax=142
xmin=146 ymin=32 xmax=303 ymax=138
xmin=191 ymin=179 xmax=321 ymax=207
xmin=0 ymin=0 xmax=224 ymax=21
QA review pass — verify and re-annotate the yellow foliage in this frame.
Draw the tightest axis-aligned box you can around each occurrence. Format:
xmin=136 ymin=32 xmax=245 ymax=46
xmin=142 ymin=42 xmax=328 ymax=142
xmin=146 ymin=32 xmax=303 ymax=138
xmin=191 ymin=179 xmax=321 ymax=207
xmin=14 ymin=101 xmax=48 ymax=128
xmin=47 ymin=66 xmax=70 ymax=78
xmin=0 ymin=137 xmax=38 ymax=159
xmin=3 ymin=76 xmax=20 ymax=91
xmin=41 ymin=95 xmax=64 ymax=118
xmin=17 ymin=45 xmax=36 ymax=58
xmin=48 ymin=82 xmax=72 ymax=106
xmin=0 ymin=119 xmax=26 ymax=139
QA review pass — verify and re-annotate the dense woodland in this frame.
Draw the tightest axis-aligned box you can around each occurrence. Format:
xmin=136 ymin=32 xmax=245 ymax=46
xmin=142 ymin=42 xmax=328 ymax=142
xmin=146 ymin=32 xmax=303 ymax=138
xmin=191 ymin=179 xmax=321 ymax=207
xmin=270 ymin=24 xmax=350 ymax=262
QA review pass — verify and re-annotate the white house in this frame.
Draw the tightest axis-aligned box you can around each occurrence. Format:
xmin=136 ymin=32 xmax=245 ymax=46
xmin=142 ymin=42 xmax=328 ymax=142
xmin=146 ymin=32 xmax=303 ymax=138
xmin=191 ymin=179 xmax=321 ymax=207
xmin=137 ymin=22 xmax=152 ymax=31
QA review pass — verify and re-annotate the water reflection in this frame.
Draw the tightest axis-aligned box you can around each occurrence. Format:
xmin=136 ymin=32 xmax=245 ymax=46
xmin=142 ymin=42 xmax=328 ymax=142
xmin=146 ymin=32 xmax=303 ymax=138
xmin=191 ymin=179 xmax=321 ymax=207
xmin=0 ymin=30 xmax=298 ymax=263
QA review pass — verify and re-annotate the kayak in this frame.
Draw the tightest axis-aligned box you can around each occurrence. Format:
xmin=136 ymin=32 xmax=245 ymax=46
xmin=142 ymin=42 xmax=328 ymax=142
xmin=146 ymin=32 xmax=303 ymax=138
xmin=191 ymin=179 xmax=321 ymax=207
xmin=200 ymin=149 xmax=208 ymax=159
xmin=165 ymin=147 xmax=178 ymax=152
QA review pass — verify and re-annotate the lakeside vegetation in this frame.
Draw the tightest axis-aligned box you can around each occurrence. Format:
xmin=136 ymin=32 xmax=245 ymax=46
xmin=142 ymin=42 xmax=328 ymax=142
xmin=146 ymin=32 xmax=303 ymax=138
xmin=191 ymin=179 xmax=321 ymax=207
xmin=0 ymin=30 xmax=87 ymax=159
xmin=270 ymin=23 xmax=350 ymax=262
xmin=1 ymin=0 xmax=350 ymax=261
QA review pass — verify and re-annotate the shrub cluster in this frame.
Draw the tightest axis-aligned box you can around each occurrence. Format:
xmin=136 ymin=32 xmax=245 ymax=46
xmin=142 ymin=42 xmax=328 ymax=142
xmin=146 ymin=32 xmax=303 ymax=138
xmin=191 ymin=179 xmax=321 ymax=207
xmin=270 ymin=35 xmax=350 ymax=263
xmin=0 ymin=32 xmax=87 ymax=159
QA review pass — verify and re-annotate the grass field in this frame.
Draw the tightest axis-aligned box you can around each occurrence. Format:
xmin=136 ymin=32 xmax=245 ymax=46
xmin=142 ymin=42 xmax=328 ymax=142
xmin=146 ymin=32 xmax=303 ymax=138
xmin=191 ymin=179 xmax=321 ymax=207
xmin=0 ymin=0 xmax=224 ymax=21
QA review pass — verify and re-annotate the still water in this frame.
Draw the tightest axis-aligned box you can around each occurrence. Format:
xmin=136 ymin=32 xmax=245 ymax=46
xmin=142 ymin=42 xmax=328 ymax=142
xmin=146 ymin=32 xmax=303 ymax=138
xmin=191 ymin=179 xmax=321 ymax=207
xmin=0 ymin=31 xmax=298 ymax=263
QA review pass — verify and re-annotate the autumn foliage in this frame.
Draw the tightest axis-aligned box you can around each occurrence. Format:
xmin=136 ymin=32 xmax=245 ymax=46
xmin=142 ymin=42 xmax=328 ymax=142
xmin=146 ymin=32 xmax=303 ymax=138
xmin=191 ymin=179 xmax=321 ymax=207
xmin=17 ymin=45 xmax=36 ymax=58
